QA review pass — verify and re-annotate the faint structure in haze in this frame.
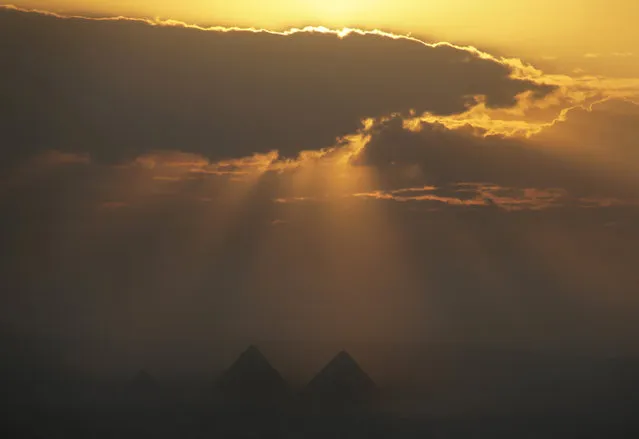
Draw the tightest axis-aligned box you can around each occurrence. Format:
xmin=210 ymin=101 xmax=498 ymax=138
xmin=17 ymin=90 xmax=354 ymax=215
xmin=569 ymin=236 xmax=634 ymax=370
xmin=301 ymin=350 xmax=377 ymax=413
xmin=216 ymin=345 xmax=291 ymax=407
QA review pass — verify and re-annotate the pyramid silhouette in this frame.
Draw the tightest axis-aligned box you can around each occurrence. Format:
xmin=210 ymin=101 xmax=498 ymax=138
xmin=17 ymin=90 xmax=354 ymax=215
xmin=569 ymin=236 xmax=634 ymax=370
xmin=217 ymin=345 xmax=290 ymax=406
xmin=301 ymin=350 xmax=377 ymax=410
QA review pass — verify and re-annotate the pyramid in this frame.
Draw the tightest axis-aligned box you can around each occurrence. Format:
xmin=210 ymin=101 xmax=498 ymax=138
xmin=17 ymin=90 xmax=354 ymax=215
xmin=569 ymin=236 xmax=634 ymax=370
xmin=301 ymin=351 xmax=377 ymax=410
xmin=217 ymin=345 xmax=290 ymax=406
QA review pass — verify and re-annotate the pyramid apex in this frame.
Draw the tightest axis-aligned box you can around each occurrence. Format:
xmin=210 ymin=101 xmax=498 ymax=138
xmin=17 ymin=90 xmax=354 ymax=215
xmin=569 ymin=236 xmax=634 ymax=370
xmin=302 ymin=350 xmax=377 ymax=408
xmin=216 ymin=344 xmax=290 ymax=406
xmin=329 ymin=350 xmax=360 ymax=368
xmin=241 ymin=344 xmax=268 ymax=361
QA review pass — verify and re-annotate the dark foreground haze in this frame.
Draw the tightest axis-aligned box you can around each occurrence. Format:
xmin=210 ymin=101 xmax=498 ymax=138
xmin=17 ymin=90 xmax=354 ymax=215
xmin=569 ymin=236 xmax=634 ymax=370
xmin=2 ymin=340 xmax=639 ymax=438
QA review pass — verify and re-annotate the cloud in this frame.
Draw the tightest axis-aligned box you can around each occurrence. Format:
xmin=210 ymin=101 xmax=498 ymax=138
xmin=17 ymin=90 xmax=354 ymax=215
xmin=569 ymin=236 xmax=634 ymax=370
xmin=352 ymin=184 xmax=639 ymax=211
xmin=584 ymin=52 xmax=635 ymax=59
xmin=351 ymin=100 xmax=639 ymax=200
xmin=352 ymin=184 xmax=564 ymax=211
xmin=0 ymin=6 xmax=555 ymax=168
xmin=533 ymin=99 xmax=639 ymax=163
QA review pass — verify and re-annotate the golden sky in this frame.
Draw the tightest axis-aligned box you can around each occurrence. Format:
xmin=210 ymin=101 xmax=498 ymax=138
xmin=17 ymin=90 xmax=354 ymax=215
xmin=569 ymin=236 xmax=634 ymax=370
xmin=9 ymin=0 xmax=639 ymax=59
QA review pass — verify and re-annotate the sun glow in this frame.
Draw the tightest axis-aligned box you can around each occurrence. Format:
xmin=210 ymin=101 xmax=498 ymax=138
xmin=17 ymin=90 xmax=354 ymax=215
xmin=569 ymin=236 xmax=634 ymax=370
xmin=304 ymin=0 xmax=377 ymax=22
xmin=11 ymin=0 xmax=639 ymax=64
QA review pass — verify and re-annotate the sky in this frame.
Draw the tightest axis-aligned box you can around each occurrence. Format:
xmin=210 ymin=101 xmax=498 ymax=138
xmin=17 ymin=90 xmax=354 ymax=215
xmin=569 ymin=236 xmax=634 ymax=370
xmin=8 ymin=0 xmax=639 ymax=75
xmin=1 ymin=2 xmax=639 ymax=383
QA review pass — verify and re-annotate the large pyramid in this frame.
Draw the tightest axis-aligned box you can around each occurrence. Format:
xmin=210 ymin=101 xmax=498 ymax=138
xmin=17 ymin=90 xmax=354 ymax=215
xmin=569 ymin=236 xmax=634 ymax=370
xmin=301 ymin=350 xmax=377 ymax=410
xmin=216 ymin=345 xmax=290 ymax=406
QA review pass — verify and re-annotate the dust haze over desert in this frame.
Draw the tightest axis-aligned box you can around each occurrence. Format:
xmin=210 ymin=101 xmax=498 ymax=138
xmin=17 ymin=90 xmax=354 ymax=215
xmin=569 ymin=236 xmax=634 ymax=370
xmin=1 ymin=2 xmax=639 ymax=438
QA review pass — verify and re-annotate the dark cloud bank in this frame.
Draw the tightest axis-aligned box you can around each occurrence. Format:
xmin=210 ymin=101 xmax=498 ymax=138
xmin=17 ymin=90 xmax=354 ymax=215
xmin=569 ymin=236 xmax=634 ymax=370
xmin=355 ymin=100 xmax=639 ymax=199
xmin=0 ymin=7 xmax=553 ymax=165
xmin=2 ymin=7 xmax=639 ymax=434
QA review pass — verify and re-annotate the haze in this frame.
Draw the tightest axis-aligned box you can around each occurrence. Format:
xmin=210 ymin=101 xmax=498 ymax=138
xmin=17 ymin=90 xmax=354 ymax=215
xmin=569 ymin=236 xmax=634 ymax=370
xmin=1 ymin=2 xmax=639 ymax=437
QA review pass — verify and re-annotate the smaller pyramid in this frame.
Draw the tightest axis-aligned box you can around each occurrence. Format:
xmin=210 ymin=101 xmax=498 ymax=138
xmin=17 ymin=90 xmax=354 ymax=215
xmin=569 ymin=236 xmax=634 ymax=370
xmin=216 ymin=345 xmax=290 ymax=406
xmin=301 ymin=351 xmax=377 ymax=411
